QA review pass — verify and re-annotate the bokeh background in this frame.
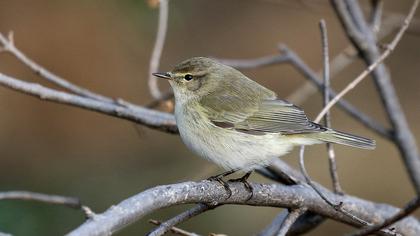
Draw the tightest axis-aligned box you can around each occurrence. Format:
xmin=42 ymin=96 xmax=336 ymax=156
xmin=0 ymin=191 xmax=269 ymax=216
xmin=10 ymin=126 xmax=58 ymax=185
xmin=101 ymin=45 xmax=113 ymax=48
xmin=0 ymin=0 xmax=419 ymax=235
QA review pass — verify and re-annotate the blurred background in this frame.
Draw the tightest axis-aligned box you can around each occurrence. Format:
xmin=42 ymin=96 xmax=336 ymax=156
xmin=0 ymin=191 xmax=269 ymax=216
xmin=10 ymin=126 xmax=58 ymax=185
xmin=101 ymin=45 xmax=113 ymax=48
xmin=0 ymin=0 xmax=419 ymax=235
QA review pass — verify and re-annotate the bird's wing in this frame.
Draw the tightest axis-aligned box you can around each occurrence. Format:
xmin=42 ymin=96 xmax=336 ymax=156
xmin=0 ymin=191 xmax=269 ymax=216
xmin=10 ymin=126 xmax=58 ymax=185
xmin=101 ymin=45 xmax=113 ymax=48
xmin=204 ymin=98 xmax=326 ymax=135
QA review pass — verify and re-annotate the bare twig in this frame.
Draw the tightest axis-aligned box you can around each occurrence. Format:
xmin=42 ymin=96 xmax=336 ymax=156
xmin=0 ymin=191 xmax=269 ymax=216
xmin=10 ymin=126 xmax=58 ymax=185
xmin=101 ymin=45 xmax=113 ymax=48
xmin=147 ymin=204 xmax=212 ymax=236
xmin=331 ymin=0 xmax=420 ymax=194
xmin=0 ymin=191 xmax=80 ymax=208
xmin=369 ymin=0 xmax=384 ymax=34
xmin=258 ymin=210 xmax=325 ymax=236
xmin=286 ymin=45 xmax=357 ymax=105
xmin=0 ymin=191 xmax=96 ymax=220
xmin=297 ymin=147 xmax=398 ymax=236
xmin=148 ymin=0 xmax=169 ymax=99
xmin=319 ymin=19 xmax=343 ymax=194
xmin=315 ymin=0 xmax=419 ymax=123
xmin=149 ymin=220 xmax=201 ymax=236
xmin=275 ymin=208 xmax=306 ymax=236
xmin=284 ymin=45 xmax=390 ymax=139
xmin=350 ymin=197 xmax=420 ymax=236
xmin=68 ymin=180 xmax=418 ymax=236
xmin=0 ymin=32 xmax=113 ymax=103
xmin=298 ymin=147 xmax=339 ymax=207
xmin=0 ymin=72 xmax=178 ymax=133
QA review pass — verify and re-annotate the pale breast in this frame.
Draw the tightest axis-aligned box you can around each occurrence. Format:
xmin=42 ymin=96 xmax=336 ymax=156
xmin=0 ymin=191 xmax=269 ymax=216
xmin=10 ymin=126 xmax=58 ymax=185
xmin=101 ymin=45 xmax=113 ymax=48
xmin=174 ymin=104 xmax=294 ymax=171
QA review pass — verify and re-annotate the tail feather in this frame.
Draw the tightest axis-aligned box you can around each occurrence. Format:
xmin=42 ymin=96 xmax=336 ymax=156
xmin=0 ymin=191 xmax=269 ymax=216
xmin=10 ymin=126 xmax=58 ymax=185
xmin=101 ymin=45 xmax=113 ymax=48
xmin=317 ymin=130 xmax=376 ymax=150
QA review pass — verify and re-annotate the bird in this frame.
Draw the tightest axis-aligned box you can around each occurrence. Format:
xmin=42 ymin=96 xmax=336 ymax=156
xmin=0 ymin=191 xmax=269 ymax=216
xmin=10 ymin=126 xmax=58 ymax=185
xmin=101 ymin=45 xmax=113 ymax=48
xmin=153 ymin=57 xmax=375 ymax=195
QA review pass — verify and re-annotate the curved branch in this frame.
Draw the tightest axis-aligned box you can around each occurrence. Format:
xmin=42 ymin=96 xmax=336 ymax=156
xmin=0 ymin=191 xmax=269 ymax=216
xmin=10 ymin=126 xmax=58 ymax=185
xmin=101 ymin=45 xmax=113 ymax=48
xmin=0 ymin=32 xmax=113 ymax=103
xmin=148 ymin=0 xmax=169 ymax=99
xmin=0 ymin=72 xmax=177 ymax=133
xmin=68 ymin=181 xmax=420 ymax=236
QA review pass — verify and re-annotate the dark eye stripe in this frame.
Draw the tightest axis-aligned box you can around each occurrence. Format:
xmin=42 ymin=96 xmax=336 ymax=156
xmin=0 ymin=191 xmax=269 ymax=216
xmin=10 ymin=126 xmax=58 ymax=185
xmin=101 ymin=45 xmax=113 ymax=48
xmin=184 ymin=74 xmax=193 ymax=81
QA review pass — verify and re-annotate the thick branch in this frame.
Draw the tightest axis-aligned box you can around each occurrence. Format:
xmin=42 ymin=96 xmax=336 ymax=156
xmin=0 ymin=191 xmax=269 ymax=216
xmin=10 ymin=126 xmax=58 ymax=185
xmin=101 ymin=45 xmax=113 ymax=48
xmin=68 ymin=181 xmax=420 ymax=236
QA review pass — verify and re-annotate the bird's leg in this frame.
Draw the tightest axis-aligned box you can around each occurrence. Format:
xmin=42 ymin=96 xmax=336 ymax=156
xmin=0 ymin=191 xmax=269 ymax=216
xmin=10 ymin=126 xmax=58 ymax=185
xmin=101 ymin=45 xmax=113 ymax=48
xmin=208 ymin=169 xmax=238 ymax=180
xmin=228 ymin=171 xmax=253 ymax=200
xmin=207 ymin=169 xmax=238 ymax=198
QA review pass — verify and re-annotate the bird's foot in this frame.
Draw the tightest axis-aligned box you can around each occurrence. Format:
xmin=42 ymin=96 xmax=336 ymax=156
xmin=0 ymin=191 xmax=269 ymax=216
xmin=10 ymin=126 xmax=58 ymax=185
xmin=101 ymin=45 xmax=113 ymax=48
xmin=207 ymin=169 xmax=238 ymax=199
xmin=228 ymin=171 xmax=253 ymax=201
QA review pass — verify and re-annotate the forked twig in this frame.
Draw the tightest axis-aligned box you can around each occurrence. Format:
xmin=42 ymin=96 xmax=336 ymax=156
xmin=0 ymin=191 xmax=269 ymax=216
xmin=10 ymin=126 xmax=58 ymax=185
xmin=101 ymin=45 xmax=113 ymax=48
xmin=317 ymin=0 xmax=419 ymax=122
xmin=0 ymin=72 xmax=178 ymax=133
xmin=0 ymin=32 xmax=113 ymax=103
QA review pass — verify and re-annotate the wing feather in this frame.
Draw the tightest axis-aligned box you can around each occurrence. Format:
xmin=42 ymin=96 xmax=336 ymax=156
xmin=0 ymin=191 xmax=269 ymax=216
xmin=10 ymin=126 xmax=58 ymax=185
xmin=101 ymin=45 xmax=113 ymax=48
xmin=206 ymin=99 xmax=326 ymax=135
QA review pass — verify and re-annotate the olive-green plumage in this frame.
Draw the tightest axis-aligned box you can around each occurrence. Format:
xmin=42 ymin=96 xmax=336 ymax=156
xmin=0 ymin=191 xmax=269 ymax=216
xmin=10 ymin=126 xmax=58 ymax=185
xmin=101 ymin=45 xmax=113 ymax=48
xmin=153 ymin=57 xmax=375 ymax=171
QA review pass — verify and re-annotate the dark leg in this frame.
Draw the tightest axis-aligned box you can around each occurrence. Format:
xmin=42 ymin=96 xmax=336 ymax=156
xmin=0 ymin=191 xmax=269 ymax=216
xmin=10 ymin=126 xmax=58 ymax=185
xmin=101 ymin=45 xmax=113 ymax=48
xmin=207 ymin=169 xmax=238 ymax=180
xmin=228 ymin=171 xmax=253 ymax=200
xmin=207 ymin=169 xmax=238 ymax=198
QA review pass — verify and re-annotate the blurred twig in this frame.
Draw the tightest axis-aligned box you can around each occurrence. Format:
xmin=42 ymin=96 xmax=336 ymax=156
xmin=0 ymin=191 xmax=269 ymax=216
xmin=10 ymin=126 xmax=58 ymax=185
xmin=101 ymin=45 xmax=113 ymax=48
xmin=331 ymin=0 xmax=420 ymax=195
xmin=148 ymin=0 xmax=169 ymax=99
xmin=258 ymin=210 xmax=325 ymax=236
xmin=0 ymin=191 xmax=81 ymax=208
xmin=288 ymin=10 xmax=420 ymax=105
xmin=149 ymin=219 xmax=201 ymax=236
xmin=315 ymin=0 xmax=418 ymax=123
xmin=147 ymin=204 xmax=212 ymax=236
xmin=286 ymin=45 xmax=357 ymax=105
xmin=369 ymin=0 xmax=384 ymax=34
xmin=0 ymin=32 xmax=113 ymax=103
xmin=350 ymin=197 xmax=420 ymax=236
xmin=0 ymin=191 xmax=95 ymax=219
xmin=274 ymin=208 xmax=306 ymax=236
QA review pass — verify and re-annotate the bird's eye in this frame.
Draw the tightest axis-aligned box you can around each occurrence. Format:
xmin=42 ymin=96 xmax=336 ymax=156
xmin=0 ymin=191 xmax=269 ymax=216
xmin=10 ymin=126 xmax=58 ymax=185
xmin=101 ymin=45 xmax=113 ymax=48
xmin=184 ymin=74 xmax=193 ymax=81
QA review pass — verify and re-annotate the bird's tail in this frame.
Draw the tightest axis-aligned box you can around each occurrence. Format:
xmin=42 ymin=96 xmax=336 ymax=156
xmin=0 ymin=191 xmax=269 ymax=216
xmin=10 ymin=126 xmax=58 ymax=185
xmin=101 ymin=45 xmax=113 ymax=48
xmin=316 ymin=129 xmax=376 ymax=150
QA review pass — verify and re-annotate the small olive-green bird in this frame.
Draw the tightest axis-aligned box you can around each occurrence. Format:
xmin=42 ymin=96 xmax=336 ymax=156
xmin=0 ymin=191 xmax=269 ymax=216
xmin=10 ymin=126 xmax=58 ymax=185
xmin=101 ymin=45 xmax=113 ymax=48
xmin=153 ymin=57 xmax=375 ymax=182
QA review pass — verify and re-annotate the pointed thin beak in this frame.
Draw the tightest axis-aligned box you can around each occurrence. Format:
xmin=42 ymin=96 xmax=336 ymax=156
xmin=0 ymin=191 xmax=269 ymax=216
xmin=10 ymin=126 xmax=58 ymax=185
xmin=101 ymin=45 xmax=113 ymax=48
xmin=152 ymin=72 xmax=171 ymax=80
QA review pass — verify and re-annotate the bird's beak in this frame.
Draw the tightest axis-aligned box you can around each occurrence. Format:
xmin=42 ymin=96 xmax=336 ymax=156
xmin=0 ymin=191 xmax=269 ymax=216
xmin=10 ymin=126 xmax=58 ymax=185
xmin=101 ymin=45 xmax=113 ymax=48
xmin=152 ymin=72 xmax=172 ymax=80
